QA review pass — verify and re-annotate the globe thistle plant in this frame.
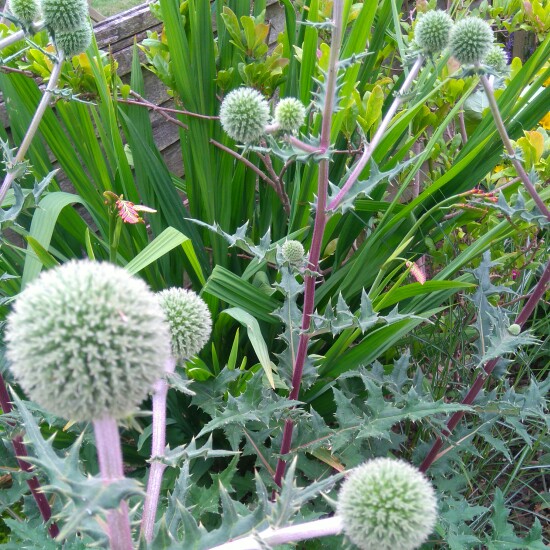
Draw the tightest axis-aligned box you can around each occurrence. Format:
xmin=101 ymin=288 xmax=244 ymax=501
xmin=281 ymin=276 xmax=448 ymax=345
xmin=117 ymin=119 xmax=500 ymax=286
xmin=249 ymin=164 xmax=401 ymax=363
xmin=414 ymin=10 xmax=454 ymax=55
xmin=9 ymin=0 xmax=40 ymax=25
xmin=274 ymin=98 xmax=306 ymax=133
xmin=41 ymin=0 xmax=88 ymax=32
xmin=54 ymin=23 xmax=92 ymax=57
xmin=337 ymin=458 xmax=438 ymax=550
xmin=449 ymin=16 xmax=494 ymax=65
xmin=219 ymin=87 xmax=270 ymax=143
xmin=281 ymin=239 xmax=305 ymax=266
xmin=5 ymin=260 xmax=171 ymax=421
xmin=158 ymin=288 xmax=212 ymax=362
xmin=484 ymin=46 xmax=509 ymax=73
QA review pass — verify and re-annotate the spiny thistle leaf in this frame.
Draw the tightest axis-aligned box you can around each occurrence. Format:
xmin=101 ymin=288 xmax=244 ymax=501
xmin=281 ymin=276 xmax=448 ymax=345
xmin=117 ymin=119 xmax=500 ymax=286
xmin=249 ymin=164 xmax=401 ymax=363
xmin=328 ymin=156 xmax=420 ymax=213
xmin=158 ymin=435 xmax=238 ymax=468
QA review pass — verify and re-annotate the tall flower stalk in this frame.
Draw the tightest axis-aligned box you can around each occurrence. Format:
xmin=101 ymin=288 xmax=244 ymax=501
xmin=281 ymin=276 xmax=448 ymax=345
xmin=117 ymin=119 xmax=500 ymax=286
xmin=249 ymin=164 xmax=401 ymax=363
xmin=273 ymin=0 xmax=345 ymax=487
xmin=0 ymin=53 xmax=64 ymax=207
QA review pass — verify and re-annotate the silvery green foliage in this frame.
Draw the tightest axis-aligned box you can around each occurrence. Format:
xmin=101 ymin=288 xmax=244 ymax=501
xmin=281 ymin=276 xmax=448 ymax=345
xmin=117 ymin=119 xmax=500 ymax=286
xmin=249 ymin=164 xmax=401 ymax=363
xmin=158 ymin=287 xmax=212 ymax=362
xmin=41 ymin=0 xmax=88 ymax=32
xmin=280 ymin=239 xmax=305 ymax=265
xmin=466 ymin=252 xmax=538 ymax=373
xmin=219 ymin=87 xmax=270 ymax=143
xmin=414 ymin=10 xmax=454 ymax=54
xmin=484 ymin=46 xmax=509 ymax=73
xmin=53 ymin=22 xmax=92 ymax=57
xmin=337 ymin=458 xmax=438 ymax=550
xmin=9 ymin=0 xmax=39 ymax=25
xmin=5 ymin=260 xmax=171 ymax=421
xmin=274 ymin=98 xmax=306 ymax=133
xmin=449 ymin=16 xmax=494 ymax=65
xmin=12 ymin=393 xmax=142 ymax=543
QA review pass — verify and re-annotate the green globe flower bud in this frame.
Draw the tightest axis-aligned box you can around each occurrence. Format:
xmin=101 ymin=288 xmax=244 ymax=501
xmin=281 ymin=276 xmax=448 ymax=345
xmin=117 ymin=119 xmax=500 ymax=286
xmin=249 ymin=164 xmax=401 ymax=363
xmin=274 ymin=97 xmax=306 ymax=133
xmin=507 ymin=324 xmax=521 ymax=336
xmin=414 ymin=10 xmax=454 ymax=54
xmin=54 ymin=23 xmax=92 ymax=57
xmin=281 ymin=240 xmax=305 ymax=265
xmin=449 ymin=16 xmax=494 ymax=65
xmin=158 ymin=288 xmax=212 ymax=362
xmin=219 ymin=87 xmax=270 ymax=143
xmin=337 ymin=458 xmax=438 ymax=550
xmin=9 ymin=0 xmax=39 ymax=25
xmin=41 ymin=0 xmax=88 ymax=33
xmin=5 ymin=260 xmax=171 ymax=422
xmin=484 ymin=46 xmax=508 ymax=73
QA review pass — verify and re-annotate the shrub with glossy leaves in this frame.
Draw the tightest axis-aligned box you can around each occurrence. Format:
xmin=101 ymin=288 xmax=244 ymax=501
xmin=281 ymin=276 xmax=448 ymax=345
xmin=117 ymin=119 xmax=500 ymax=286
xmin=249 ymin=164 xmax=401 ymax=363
xmin=41 ymin=0 xmax=88 ymax=32
xmin=449 ymin=16 xmax=494 ymax=65
xmin=5 ymin=260 xmax=171 ymax=421
xmin=274 ymin=98 xmax=306 ymax=133
xmin=414 ymin=10 xmax=454 ymax=54
xmin=54 ymin=23 xmax=92 ymax=57
xmin=158 ymin=288 xmax=212 ymax=362
xmin=9 ymin=0 xmax=39 ymax=25
xmin=219 ymin=87 xmax=270 ymax=143
xmin=337 ymin=458 xmax=438 ymax=550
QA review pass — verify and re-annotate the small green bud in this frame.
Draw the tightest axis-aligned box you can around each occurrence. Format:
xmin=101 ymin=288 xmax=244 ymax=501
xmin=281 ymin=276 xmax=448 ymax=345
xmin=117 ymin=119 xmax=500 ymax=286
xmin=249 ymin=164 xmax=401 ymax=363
xmin=507 ymin=324 xmax=521 ymax=336
xmin=41 ymin=0 xmax=88 ymax=33
xmin=157 ymin=288 xmax=212 ymax=362
xmin=54 ymin=23 xmax=92 ymax=57
xmin=5 ymin=260 xmax=171 ymax=421
xmin=449 ymin=16 xmax=494 ymax=65
xmin=281 ymin=240 xmax=305 ymax=265
xmin=414 ymin=10 xmax=454 ymax=54
xmin=338 ymin=458 xmax=438 ymax=550
xmin=9 ymin=0 xmax=40 ymax=25
xmin=274 ymin=98 xmax=306 ymax=133
xmin=484 ymin=46 xmax=508 ymax=73
xmin=219 ymin=87 xmax=270 ymax=143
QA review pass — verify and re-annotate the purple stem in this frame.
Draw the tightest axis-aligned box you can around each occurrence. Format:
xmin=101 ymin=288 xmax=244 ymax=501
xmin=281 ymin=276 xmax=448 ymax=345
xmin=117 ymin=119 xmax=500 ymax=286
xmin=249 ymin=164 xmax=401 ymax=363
xmin=420 ymin=258 xmax=550 ymax=473
xmin=140 ymin=357 xmax=176 ymax=542
xmin=93 ymin=417 xmax=134 ymax=550
xmin=0 ymin=375 xmax=59 ymax=538
xmin=273 ymin=0 xmax=344 ymax=488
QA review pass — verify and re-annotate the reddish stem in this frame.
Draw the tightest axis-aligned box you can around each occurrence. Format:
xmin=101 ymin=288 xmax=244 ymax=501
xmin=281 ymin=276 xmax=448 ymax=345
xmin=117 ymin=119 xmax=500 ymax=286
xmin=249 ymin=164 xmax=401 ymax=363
xmin=0 ymin=375 xmax=59 ymax=538
xmin=420 ymin=258 xmax=550 ymax=473
xmin=273 ymin=0 xmax=344 ymax=488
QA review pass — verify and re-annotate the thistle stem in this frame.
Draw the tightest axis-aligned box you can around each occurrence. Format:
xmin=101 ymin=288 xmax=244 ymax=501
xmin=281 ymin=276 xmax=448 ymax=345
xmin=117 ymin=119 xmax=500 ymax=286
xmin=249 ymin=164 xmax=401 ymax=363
xmin=140 ymin=357 xmax=176 ymax=543
xmin=420 ymin=257 xmax=550 ymax=473
xmin=0 ymin=377 xmax=59 ymax=538
xmin=273 ymin=0 xmax=344 ymax=488
xmin=0 ymin=21 xmax=45 ymax=50
xmin=328 ymin=56 xmax=424 ymax=211
xmin=209 ymin=516 xmax=343 ymax=550
xmin=93 ymin=417 xmax=133 ymax=550
xmin=0 ymin=52 xmax=64 ymax=208
xmin=478 ymin=71 xmax=550 ymax=222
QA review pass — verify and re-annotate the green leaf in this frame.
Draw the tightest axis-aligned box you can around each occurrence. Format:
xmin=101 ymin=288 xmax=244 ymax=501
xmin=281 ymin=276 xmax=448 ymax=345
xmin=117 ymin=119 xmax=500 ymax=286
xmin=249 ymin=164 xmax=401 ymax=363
xmin=125 ymin=227 xmax=205 ymax=284
xmin=222 ymin=307 xmax=275 ymax=388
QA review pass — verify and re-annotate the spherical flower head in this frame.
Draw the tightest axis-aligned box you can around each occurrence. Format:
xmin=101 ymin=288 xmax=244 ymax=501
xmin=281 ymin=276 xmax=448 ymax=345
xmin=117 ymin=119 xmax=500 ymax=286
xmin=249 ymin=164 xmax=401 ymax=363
xmin=414 ymin=10 xmax=454 ymax=54
xmin=219 ymin=87 xmax=270 ymax=143
xmin=484 ymin=46 xmax=508 ymax=73
xmin=274 ymin=98 xmax=306 ymax=133
xmin=281 ymin=240 xmax=305 ymax=265
xmin=41 ymin=0 xmax=88 ymax=32
xmin=449 ymin=16 xmax=494 ymax=65
xmin=9 ymin=0 xmax=40 ymax=25
xmin=5 ymin=260 xmax=171 ymax=422
xmin=54 ymin=23 xmax=92 ymax=57
xmin=157 ymin=288 xmax=212 ymax=362
xmin=337 ymin=458 xmax=438 ymax=550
